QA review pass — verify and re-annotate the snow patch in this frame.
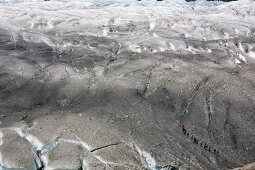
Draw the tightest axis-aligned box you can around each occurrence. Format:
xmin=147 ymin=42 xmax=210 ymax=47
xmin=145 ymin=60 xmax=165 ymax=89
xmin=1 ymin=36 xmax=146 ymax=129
xmin=128 ymin=43 xmax=142 ymax=53
xmin=248 ymin=51 xmax=255 ymax=59
xmin=235 ymin=58 xmax=241 ymax=64
xmin=0 ymin=131 xmax=3 ymax=146
xmin=134 ymin=145 xmax=160 ymax=170
xmin=149 ymin=21 xmax=158 ymax=31
xmin=237 ymin=53 xmax=248 ymax=63
xmin=12 ymin=127 xmax=44 ymax=150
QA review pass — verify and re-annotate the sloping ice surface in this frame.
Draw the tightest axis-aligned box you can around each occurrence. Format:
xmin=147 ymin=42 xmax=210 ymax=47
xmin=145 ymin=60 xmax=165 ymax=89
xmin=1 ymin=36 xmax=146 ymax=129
xmin=0 ymin=0 xmax=255 ymax=169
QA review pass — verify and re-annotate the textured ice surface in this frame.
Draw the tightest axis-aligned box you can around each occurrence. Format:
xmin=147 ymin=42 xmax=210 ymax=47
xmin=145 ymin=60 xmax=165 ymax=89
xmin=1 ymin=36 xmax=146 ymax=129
xmin=0 ymin=0 xmax=255 ymax=170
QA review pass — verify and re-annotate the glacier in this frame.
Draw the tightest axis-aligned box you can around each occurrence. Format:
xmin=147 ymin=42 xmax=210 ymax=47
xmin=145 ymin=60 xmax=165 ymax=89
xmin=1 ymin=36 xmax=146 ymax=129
xmin=0 ymin=0 xmax=255 ymax=169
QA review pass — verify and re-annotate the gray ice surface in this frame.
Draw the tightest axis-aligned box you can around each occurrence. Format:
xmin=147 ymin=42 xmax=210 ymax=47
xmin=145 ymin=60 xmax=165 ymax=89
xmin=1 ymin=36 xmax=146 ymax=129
xmin=0 ymin=1 xmax=255 ymax=170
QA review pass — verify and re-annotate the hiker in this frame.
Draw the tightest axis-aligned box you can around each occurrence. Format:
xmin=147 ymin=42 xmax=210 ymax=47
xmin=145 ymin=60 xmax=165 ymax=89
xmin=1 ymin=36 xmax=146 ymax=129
xmin=193 ymin=137 xmax=199 ymax=144
xmin=214 ymin=149 xmax=219 ymax=154
xmin=181 ymin=124 xmax=187 ymax=135
xmin=200 ymin=142 xmax=205 ymax=147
